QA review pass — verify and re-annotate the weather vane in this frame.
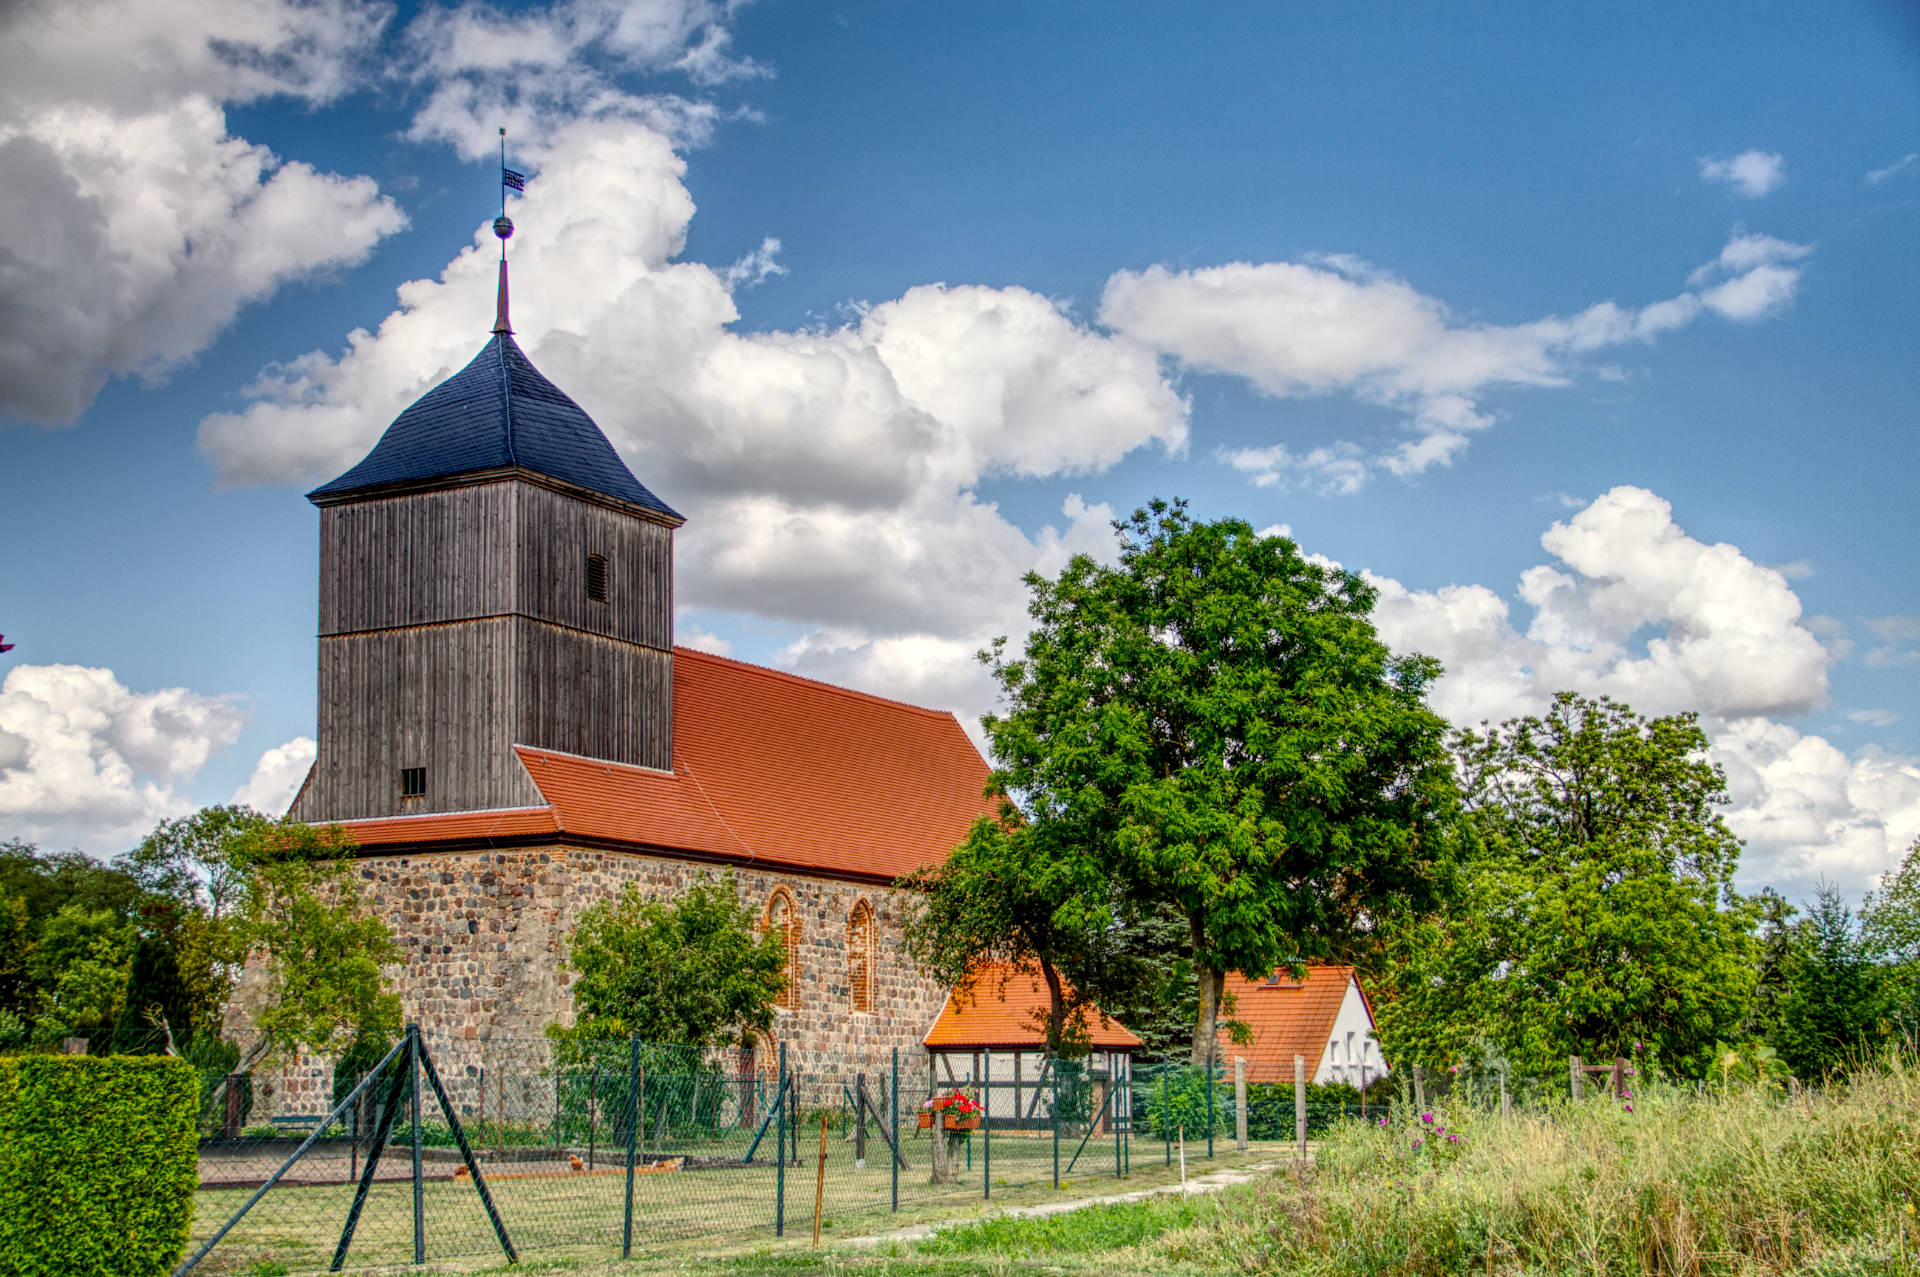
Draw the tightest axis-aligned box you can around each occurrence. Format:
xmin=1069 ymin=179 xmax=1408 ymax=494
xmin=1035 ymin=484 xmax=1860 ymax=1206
xmin=493 ymin=127 xmax=524 ymax=335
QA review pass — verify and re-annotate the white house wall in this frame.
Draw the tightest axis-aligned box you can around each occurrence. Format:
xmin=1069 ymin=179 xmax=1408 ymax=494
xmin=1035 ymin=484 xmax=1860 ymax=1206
xmin=1313 ymin=976 xmax=1390 ymax=1087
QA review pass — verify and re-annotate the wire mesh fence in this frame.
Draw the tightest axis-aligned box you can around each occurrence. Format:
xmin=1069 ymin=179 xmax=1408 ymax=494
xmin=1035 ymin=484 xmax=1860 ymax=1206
xmin=180 ymin=1031 xmax=1307 ymax=1273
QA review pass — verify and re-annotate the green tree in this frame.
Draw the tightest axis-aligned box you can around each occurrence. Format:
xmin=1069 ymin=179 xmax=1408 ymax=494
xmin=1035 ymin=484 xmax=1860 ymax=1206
xmin=980 ymin=500 xmax=1461 ymax=1063
xmin=1863 ymin=836 xmax=1920 ymax=1031
xmin=216 ymin=817 xmax=401 ymax=1087
xmin=1379 ymin=693 xmax=1758 ymax=1076
xmin=122 ymin=805 xmax=260 ymax=921
xmin=112 ymin=936 xmax=196 ymax=1054
xmin=551 ymin=872 xmax=786 ymax=1051
xmin=1774 ymin=884 xmax=1883 ymax=1078
xmin=29 ymin=905 xmax=135 ymax=1045
xmin=900 ymin=810 xmax=1147 ymax=1056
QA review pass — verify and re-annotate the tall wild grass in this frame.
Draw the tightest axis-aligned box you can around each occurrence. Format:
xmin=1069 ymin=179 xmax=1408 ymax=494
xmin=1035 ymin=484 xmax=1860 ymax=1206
xmin=1157 ymin=1050 xmax=1920 ymax=1275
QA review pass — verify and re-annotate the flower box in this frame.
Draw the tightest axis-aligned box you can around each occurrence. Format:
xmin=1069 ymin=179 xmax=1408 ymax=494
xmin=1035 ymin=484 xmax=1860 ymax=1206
xmin=943 ymin=1114 xmax=980 ymax=1132
xmin=917 ymin=1113 xmax=933 ymax=1130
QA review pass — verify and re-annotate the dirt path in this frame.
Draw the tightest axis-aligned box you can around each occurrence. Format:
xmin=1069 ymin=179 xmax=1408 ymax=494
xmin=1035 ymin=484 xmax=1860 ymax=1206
xmin=843 ymin=1156 xmax=1297 ymax=1246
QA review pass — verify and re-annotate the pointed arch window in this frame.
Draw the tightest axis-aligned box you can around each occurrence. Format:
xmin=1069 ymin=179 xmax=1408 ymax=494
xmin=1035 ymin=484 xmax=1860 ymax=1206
xmin=765 ymin=889 xmax=800 ymax=1011
xmin=846 ymin=900 xmax=876 ymax=1014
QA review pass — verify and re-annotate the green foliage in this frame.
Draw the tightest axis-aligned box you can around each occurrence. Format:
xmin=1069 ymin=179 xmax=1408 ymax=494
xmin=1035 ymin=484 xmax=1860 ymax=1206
xmin=1774 ymin=885 xmax=1884 ymax=1078
xmin=0 ymin=1055 xmax=199 ymax=1276
xmin=900 ymin=813 xmax=1138 ymax=1056
xmin=978 ymin=499 xmax=1462 ymax=1063
xmin=28 ymin=905 xmax=134 ymax=1046
xmin=1864 ymin=836 xmax=1920 ymax=1031
xmin=111 ymin=935 xmax=194 ymax=1054
xmin=230 ymin=817 xmax=400 ymax=1066
xmin=551 ymin=872 xmax=785 ymax=1052
xmin=1379 ymin=693 xmax=1758 ymax=1076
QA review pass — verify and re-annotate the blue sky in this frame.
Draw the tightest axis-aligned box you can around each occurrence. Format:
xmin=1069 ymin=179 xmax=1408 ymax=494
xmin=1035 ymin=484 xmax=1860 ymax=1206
xmin=1 ymin=0 xmax=1916 ymax=899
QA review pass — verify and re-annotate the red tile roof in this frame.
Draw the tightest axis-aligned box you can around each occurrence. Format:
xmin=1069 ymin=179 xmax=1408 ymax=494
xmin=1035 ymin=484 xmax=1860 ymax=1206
xmin=924 ymin=963 xmax=1142 ymax=1051
xmin=1214 ymin=965 xmax=1369 ymax=1083
xmin=329 ymin=647 xmax=996 ymax=882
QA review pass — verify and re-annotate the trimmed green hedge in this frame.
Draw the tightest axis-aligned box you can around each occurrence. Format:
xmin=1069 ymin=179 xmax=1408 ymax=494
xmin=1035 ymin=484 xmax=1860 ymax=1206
xmin=0 ymin=1055 xmax=199 ymax=1277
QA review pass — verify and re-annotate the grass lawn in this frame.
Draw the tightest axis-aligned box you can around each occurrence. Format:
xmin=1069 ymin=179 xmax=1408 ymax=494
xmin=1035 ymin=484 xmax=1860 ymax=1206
xmin=186 ymin=1120 xmax=1295 ymax=1275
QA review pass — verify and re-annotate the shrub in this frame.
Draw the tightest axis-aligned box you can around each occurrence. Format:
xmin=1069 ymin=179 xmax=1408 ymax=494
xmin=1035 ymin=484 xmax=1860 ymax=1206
xmin=0 ymin=1055 xmax=199 ymax=1276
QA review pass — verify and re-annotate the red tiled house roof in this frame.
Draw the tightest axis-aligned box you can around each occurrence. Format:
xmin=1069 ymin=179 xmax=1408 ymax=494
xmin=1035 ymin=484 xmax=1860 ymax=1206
xmin=328 ymin=647 xmax=996 ymax=882
xmin=1215 ymin=965 xmax=1375 ymax=1083
xmin=924 ymin=962 xmax=1142 ymax=1051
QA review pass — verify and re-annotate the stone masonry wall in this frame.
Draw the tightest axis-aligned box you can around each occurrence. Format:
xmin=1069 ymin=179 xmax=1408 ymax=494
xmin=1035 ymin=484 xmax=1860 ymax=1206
xmin=228 ymin=845 xmax=948 ymax=1120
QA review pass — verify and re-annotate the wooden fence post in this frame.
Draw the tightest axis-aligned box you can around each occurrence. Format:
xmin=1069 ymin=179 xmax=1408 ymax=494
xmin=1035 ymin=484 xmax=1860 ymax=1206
xmin=1412 ymin=1064 xmax=1427 ymax=1112
xmin=1234 ymin=1058 xmax=1248 ymax=1152
xmin=1569 ymin=1055 xmax=1584 ymax=1100
xmin=1500 ymin=1069 xmax=1510 ymax=1119
xmin=1293 ymin=1055 xmax=1307 ymax=1160
xmin=1610 ymin=1057 xmax=1626 ymax=1099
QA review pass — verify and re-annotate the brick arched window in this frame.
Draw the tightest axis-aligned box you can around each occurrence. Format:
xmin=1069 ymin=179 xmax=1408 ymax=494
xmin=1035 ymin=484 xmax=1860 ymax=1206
xmin=765 ymin=888 xmax=800 ymax=1010
xmin=846 ymin=899 xmax=876 ymax=1013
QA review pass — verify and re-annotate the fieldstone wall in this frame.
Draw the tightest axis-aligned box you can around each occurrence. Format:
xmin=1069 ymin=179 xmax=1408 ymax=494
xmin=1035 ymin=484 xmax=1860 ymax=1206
xmin=227 ymin=846 xmax=948 ymax=1120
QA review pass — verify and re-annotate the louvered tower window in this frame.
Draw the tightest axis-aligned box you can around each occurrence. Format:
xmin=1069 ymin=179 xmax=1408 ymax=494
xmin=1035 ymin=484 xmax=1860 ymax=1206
xmin=585 ymin=554 xmax=608 ymax=602
xmin=400 ymin=767 xmax=427 ymax=798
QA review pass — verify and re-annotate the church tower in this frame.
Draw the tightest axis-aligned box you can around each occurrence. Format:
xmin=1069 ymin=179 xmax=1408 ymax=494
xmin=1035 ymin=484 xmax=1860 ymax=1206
xmin=293 ymin=204 xmax=681 ymax=823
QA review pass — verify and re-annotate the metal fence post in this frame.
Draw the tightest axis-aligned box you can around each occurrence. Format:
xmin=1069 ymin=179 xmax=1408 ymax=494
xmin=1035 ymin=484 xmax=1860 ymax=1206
xmin=982 ymin=1047 xmax=991 ymax=1201
xmin=410 ymin=1025 xmax=424 ymax=1265
xmin=1050 ymin=1056 xmax=1059 ymax=1189
xmin=776 ymin=1042 xmax=787 ymax=1237
xmin=1116 ymin=1058 xmax=1124 ymax=1179
xmin=890 ymin=1047 xmax=899 ymax=1213
xmin=623 ymin=1034 xmax=639 ymax=1260
xmin=1205 ymin=1047 xmax=1215 ymax=1160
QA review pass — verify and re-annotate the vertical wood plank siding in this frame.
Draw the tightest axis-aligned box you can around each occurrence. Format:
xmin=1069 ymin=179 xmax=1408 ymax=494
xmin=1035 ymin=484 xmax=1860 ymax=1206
xmin=301 ymin=477 xmax=675 ymax=823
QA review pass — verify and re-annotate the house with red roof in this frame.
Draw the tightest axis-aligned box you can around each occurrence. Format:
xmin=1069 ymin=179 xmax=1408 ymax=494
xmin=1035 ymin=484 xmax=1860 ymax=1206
xmin=1216 ymin=966 xmax=1390 ymax=1088
xmin=922 ymin=963 xmax=1140 ymax=1129
xmin=234 ymin=259 xmax=997 ymax=1110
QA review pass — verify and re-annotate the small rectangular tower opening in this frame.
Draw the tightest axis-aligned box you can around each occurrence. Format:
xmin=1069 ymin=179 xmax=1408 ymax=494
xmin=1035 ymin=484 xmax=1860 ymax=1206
xmin=400 ymin=766 xmax=427 ymax=798
xmin=585 ymin=553 xmax=608 ymax=602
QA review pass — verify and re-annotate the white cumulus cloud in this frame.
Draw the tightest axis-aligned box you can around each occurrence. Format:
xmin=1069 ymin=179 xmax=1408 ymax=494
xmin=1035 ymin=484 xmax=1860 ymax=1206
xmin=0 ymin=0 xmax=408 ymax=425
xmin=1699 ymin=150 xmax=1786 ymax=198
xmin=0 ymin=663 xmax=247 ymax=853
xmin=230 ymin=735 xmax=316 ymax=815
xmin=1358 ymin=487 xmax=1912 ymax=900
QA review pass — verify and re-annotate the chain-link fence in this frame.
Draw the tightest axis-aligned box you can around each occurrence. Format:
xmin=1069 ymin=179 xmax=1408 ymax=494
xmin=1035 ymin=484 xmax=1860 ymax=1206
xmin=178 ymin=1030 xmax=1246 ymax=1274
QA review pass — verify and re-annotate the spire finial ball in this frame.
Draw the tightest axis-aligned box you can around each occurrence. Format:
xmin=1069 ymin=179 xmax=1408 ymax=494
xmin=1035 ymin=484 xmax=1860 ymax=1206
xmin=493 ymin=215 xmax=514 ymax=241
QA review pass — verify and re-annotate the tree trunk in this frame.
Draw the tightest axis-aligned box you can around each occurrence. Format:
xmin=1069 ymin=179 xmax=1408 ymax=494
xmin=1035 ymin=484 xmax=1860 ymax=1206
xmin=1039 ymin=958 xmax=1067 ymax=1056
xmin=1189 ymin=918 xmax=1225 ymax=1067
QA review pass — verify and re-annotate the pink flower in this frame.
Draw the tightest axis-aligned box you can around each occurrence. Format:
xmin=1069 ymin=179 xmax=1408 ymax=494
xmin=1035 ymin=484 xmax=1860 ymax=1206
xmin=1421 ymin=1113 xmax=1434 ymax=1124
xmin=1447 ymin=1134 xmax=1459 ymax=1144
xmin=1412 ymin=1138 xmax=1423 ymax=1150
xmin=1624 ymin=1104 xmax=1634 ymax=1113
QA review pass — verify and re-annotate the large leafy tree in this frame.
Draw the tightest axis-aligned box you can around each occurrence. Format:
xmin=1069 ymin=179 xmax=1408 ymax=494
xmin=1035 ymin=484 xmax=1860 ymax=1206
xmin=1864 ymin=836 xmax=1920 ymax=1030
xmin=551 ymin=872 xmax=786 ymax=1051
xmin=1379 ymin=693 xmax=1758 ymax=1076
xmin=981 ymin=500 xmax=1461 ymax=1064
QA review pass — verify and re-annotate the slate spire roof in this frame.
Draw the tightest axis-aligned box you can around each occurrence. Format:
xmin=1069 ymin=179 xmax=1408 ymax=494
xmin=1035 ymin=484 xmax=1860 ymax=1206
xmin=308 ymin=280 xmax=680 ymax=521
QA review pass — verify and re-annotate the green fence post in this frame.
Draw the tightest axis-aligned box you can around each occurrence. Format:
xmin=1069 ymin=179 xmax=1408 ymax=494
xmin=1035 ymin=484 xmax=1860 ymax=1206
xmin=410 ymin=1025 xmax=424 ymax=1265
xmin=1205 ymin=1048 xmax=1215 ymax=1160
xmin=776 ymin=1042 xmax=787 ymax=1237
xmin=890 ymin=1047 xmax=899 ymax=1212
xmin=623 ymin=1034 xmax=639 ymax=1260
xmin=1051 ymin=1056 xmax=1059 ymax=1189
xmin=982 ymin=1047 xmax=991 ymax=1201
xmin=1115 ymin=1059 xmax=1123 ymax=1181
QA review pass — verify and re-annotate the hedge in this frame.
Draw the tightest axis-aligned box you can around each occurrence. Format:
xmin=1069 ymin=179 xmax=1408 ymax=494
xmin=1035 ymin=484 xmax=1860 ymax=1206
xmin=0 ymin=1055 xmax=199 ymax=1277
